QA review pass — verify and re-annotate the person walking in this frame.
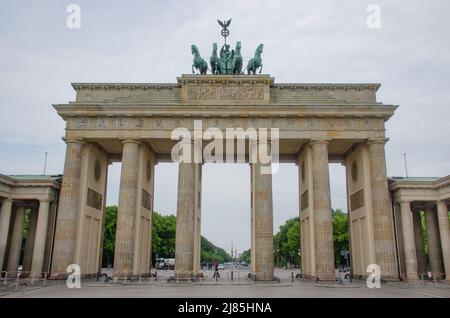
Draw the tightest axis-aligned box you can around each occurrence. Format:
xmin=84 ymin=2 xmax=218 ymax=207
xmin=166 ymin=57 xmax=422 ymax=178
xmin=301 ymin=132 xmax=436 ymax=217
xmin=213 ymin=263 xmax=221 ymax=281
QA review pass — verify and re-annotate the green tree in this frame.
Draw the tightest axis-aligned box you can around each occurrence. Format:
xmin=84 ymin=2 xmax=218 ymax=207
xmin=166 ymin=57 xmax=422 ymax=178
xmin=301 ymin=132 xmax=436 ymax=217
xmin=332 ymin=209 xmax=349 ymax=266
xmin=101 ymin=207 xmax=231 ymax=267
xmin=239 ymin=249 xmax=251 ymax=264
xmin=274 ymin=217 xmax=300 ymax=267
xmin=200 ymin=236 xmax=231 ymax=263
xmin=102 ymin=206 xmax=118 ymax=267
xmin=151 ymin=212 xmax=176 ymax=262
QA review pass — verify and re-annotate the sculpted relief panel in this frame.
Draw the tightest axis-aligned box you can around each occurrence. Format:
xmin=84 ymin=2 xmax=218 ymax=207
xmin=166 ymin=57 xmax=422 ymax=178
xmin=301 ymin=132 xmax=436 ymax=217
xmin=185 ymin=85 xmax=265 ymax=101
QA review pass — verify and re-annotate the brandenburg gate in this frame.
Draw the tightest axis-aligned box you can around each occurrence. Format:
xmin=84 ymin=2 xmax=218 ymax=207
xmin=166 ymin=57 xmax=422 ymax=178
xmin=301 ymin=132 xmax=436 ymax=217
xmin=48 ymin=73 xmax=399 ymax=281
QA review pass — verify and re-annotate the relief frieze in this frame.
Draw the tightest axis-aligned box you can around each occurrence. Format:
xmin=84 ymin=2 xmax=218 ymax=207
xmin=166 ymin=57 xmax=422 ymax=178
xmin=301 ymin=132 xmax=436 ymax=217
xmin=68 ymin=117 xmax=384 ymax=132
xmin=185 ymin=85 xmax=265 ymax=101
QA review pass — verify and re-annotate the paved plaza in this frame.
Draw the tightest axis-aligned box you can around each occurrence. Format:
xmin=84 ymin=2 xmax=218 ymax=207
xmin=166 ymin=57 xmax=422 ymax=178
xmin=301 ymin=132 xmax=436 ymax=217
xmin=1 ymin=270 xmax=450 ymax=298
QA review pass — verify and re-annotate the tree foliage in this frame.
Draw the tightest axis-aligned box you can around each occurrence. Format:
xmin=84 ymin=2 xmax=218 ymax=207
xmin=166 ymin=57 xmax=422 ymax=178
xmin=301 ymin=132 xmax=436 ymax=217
xmin=240 ymin=209 xmax=349 ymax=268
xmin=332 ymin=209 xmax=349 ymax=266
xmin=151 ymin=211 xmax=176 ymax=262
xmin=101 ymin=207 xmax=231 ymax=267
xmin=239 ymin=249 xmax=251 ymax=264
xmin=200 ymin=237 xmax=231 ymax=263
xmin=102 ymin=206 xmax=118 ymax=267
xmin=273 ymin=217 xmax=300 ymax=267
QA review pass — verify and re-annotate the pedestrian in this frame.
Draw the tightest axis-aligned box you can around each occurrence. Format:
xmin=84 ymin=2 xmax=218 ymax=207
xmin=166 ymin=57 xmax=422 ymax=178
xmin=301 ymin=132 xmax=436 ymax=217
xmin=213 ymin=263 xmax=221 ymax=280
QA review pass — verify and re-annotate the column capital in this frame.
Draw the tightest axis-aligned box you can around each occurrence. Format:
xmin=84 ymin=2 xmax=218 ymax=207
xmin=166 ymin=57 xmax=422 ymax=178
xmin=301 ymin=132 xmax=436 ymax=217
xmin=309 ymin=138 xmax=331 ymax=146
xmin=436 ymin=200 xmax=449 ymax=207
xmin=62 ymin=137 xmax=85 ymax=145
xmin=367 ymin=138 xmax=389 ymax=146
xmin=120 ymin=138 xmax=141 ymax=145
xmin=38 ymin=198 xmax=51 ymax=203
xmin=1 ymin=197 xmax=12 ymax=204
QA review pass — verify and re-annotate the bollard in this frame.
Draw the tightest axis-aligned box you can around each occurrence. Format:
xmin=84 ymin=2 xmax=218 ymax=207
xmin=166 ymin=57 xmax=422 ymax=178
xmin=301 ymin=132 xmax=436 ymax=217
xmin=15 ymin=273 xmax=20 ymax=290
xmin=291 ymin=272 xmax=294 ymax=282
xmin=231 ymin=271 xmax=233 ymax=281
xmin=3 ymin=271 xmax=7 ymax=285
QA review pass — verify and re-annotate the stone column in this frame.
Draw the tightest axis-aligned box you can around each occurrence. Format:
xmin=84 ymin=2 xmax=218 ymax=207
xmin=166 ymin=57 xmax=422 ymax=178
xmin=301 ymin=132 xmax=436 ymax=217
xmin=174 ymin=162 xmax=197 ymax=279
xmin=436 ymin=201 xmax=450 ymax=281
xmin=412 ymin=210 xmax=427 ymax=275
xmin=251 ymin=141 xmax=274 ymax=281
xmin=30 ymin=199 xmax=50 ymax=278
xmin=0 ymin=198 xmax=13 ymax=272
xmin=399 ymin=201 xmax=419 ymax=280
xmin=424 ymin=206 xmax=444 ymax=279
xmin=114 ymin=139 xmax=140 ymax=277
xmin=193 ymin=163 xmax=202 ymax=276
xmin=367 ymin=139 xmax=398 ymax=280
xmin=310 ymin=140 xmax=335 ymax=281
xmin=7 ymin=206 xmax=25 ymax=274
xmin=23 ymin=208 xmax=38 ymax=272
xmin=51 ymin=139 xmax=84 ymax=274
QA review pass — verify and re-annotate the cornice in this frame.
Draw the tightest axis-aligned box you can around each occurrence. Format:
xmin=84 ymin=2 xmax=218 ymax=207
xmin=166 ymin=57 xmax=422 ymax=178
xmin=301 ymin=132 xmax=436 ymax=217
xmin=71 ymin=82 xmax=381 ymax=92
xmin=53 ymin=103 xmax=397 ymax=120
xmin=389 ymin=176 xmax=450 ymax=191
xmin=72 ymin=83 xmax=179 ymax=91
xmin=273 ymin=83 xmax=381 ymax=92
xmin=0 ymin=174 xmax=62 ymax=189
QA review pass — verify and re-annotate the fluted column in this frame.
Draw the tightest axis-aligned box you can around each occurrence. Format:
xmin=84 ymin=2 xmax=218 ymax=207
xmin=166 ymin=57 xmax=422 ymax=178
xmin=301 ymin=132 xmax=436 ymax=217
xmin=51 ymin=139 xmax=84 ymax=274
xmin=7 ymin=206 xmax=25 ymax=274
xmin=114 ymin=139 xmax=140 ymax=276
xmin=412 ymin=210 xmax=427 ymax=274
xmin=251 ymin=141 xmax=274 ymax=281
xmin=424 ymin=206 xmax=444 ymax=279
xmin=311 ymin=140 xmax=335 ymax=281
xmin=367 ymin=139 xmax=398 ymax=280
xmin=174 ymin=162 xmax=197 ymax=279
xmin=23 ymin=208 xmax=38 ymax=272
xmin=193 ymin=163 xmax=202 ymax=276
xmin=0 ymin=198 xmax=13 ymax=272
xmin=31 ymin=199 xmax=50 ymax=277
xmin=399 ymin=201 xmax=419 ymax=280
xmin=436 ymin=201 xmax=450 ymax=281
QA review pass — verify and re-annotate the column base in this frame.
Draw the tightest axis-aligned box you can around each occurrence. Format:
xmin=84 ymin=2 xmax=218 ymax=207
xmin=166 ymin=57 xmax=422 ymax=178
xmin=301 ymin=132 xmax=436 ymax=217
xmin=253 ymin=273 xmax=276 ymax=282
xmin=405 ymin=275 xmax=420 ymax=281
xmin=381 ymin=276 xmax=401 ymax=282
xmin=171 ymin=271 xmax=195 ymax=282
xmin=169 ymin=276 xmax=195 ymax=283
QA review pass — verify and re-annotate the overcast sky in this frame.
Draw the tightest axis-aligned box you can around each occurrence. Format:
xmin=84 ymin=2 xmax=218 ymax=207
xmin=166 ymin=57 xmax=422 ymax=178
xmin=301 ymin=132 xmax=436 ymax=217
xmin=1 ymin=0 xmax=449 ymax=254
